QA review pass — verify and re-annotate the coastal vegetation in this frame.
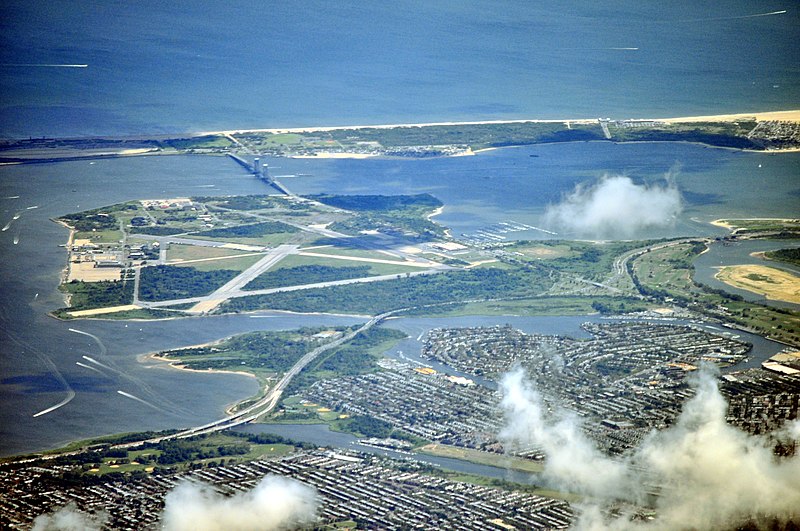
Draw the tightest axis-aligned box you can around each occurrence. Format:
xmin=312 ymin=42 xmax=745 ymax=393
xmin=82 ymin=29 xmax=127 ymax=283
xmin=310 ymin=193 xmax=445 ymax=240
xmin=159 ymin=135 xmax=233 ymax=151
xmin=8 ymin=114 xmax=800 ymax=167
xmin=156 ymin=327 xmax=337 ymax=381
xmin=243 ymin=264 xmax=373 ymax=290
xmin=629 ymin=242 xmax=800 ymax=346
xmin=414 ymin=295 xmax=651 ymax=317
xmin=765 ymin=247 xmax=800 ymax=266
xmin=197 ymin=194 xmax=310 ymax=212
xmin=189 ymin=220 xmax=298 ymax=240
xmin=138 ymin=265 xmax=238 ymax=301
xmin=129 ymin=225 xmax=185 ymax=236
xmin=222 ymin=267 xmax=551 ymax=315
xmin=222 ymin=117 xmax=799 ymax=157
xmin=17 ymin=431 xmax=309 ymax=480
xmin=607 ymin=120 xmax=761 ymax=149
xmin=502 ymin=239 xmax=659 ymax=282
xmin=57 ymin=279 xmax=134 ymax=312
xmin=326 ymin=121 xmax=604 ymax=150
xmin=59 ymin=210 xmax=119 ymax=233
xmin=713 ymin=218 xmax=800 ymax=237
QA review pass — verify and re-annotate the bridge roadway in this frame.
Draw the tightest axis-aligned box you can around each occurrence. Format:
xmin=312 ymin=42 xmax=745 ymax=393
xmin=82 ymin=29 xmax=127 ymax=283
xmin=116 ymin=309 xmax=400 ymax=447
xmin=228 ymin=153 xmax=294 ymax=196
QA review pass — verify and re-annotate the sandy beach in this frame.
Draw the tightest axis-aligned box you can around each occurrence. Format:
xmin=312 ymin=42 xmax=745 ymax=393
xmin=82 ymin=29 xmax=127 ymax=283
xmin=197 ymin=109 xmax=800 ymax=137
xmin=661 ymin=110 xmax=800 ymax=123
xmin=197 ymin=117 xmax=597 ymax=137
xmin=144 ymin=350 xmax=257 ymax=380
xmin=709 ymin=218 xmax=800 ymax=231
xmin=426 ymin=206 xmax=444 ymax=221
xmin=67 ymin=304 xmax=141 ymax=317
xmin=291 ymin=152 xmax=376 ymax=159
xmin=710 ymin=219 xmax=734 ymax=230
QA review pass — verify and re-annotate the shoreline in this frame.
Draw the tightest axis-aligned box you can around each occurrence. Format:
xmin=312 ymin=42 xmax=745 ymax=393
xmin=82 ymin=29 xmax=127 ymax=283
xmin=5 ymin=110 xmax=800 ymax=164
xmin=195 ymin=109 xmax=800 ymax=137
xmin=709 ymin=217 xmax=800 ymax=231
xmin=143 ymin=349 xmax=258 ymax=380
xmin=3 ymin=109 xmax=798 ymax=145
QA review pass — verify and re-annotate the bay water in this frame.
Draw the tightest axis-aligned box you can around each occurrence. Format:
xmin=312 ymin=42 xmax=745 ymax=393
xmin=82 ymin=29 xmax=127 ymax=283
xmin=0 ymin=145 xmax=796 ymax=455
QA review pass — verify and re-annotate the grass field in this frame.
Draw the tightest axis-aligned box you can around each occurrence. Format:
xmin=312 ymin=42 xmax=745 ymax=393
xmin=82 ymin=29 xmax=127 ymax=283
xmin=419 ymin=443 xmax=544 ymax=474
xmin=172 ymin=253 xmax=264 ymax=272
xmin=166 ymin=244 xmax=256 ymax=261
xmin=74 ymin=229 xmax=123 ymax=244
xmin=300 ymin=244 xmax=410 ymax=262
xmin=425 ymin=296 xmax=651 ymax=317
xmin=188 ymin=231 xmax=301 ymax=246
xmin=86 ymin=437 xmax=295 ymax=476
xmin=633 ymin=242 xmax=702 ymax=296
xmin=509 ymin=242 xmax=578 ymax=260
xmin=266 ymin=253 xmax=421 ymax=276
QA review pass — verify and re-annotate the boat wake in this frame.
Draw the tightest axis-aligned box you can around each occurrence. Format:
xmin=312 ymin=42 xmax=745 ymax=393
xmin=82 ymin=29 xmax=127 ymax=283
xmin=117 ymin=390 xmax=167 ymax=413
xmin=32 ymin=391 xmax=76 ymax=418
xmin=70 ymin=327 xmax=192 ymax=417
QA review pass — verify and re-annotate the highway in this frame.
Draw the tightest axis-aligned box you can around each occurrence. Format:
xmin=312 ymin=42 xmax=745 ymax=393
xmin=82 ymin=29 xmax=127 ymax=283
xmin=608 ymin=237 xmax=710 ymax=293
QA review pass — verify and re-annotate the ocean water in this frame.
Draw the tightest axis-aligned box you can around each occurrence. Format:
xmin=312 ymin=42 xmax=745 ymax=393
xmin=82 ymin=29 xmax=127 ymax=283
xmin=1 ymin=0 xmax=799 ymax=137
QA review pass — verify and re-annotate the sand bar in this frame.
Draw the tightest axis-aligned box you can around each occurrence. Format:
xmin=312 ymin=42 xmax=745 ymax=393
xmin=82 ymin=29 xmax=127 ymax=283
xmin=67 ymin=304 xmax=141 ymax=317
xmin=709 ymin=218 xmax=800 ymax=230
xmin=715 ymin=265 xmax=800 ymax=304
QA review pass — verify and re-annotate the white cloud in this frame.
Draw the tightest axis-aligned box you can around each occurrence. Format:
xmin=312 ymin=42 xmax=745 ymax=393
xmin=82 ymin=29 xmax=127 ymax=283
xmin=544 ymin=175 xmax=682 ymax=239
xmin=499 ymin=368 xmax=800 ymax=530
xmin=32 ymin=503 xmax=105 ymax=531
xmin=161 ymin=474 xmax=319 ymax=531
xmin=499 ymin=368 xmax=633 ymax=499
